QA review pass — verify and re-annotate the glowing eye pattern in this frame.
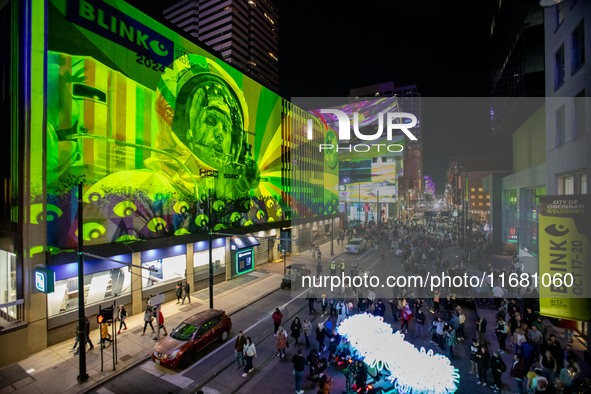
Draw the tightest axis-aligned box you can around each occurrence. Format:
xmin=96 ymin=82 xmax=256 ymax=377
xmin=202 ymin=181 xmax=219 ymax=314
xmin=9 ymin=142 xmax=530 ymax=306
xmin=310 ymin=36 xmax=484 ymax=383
xmin=337 ymin=314 xmax=460 ymax=394
xmin=173 ymin=201 xmax=189 ymax=214
xmin=113 ymin=201 xmax=137 ymax=217
xmin=147 ymin=217 xmax=167 ymax=232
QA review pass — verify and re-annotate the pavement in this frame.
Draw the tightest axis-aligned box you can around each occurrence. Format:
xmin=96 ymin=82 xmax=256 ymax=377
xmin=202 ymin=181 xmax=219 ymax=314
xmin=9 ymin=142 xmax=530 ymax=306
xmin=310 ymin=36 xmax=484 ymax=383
xmin=0 ymin=238 xmax=342 ymax=394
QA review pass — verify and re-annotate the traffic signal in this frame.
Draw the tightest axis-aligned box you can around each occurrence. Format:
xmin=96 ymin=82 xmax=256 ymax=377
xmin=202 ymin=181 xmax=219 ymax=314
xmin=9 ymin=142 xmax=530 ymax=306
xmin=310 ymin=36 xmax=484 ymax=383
xmin=97 ymin=306 xmax=114 ymax=324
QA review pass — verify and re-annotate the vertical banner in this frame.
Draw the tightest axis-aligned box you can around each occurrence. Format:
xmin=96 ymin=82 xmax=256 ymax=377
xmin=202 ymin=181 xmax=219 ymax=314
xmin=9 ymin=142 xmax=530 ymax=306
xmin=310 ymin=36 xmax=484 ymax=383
xmin=539 ymin=195 xmax=591 ymax=321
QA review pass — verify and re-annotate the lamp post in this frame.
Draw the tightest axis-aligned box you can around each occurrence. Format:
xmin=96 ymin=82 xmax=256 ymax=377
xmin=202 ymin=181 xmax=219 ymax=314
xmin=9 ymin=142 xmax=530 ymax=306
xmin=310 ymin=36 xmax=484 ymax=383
xmin=206 ymin=178 xmax=214 ymax=309
xmin=77 ymin=183 xmax=88 ymax=383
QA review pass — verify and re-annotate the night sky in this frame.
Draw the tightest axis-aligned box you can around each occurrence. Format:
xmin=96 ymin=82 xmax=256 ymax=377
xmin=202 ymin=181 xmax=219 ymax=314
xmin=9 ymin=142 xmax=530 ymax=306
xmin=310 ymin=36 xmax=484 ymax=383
xmin=131 ymin=0 xmax=512 ymax=193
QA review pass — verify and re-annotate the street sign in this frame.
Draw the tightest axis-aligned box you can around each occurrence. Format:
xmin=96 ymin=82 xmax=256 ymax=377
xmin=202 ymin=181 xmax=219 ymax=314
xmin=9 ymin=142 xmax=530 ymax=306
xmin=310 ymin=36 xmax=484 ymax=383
xmin=151 ymin=293 xmax=165 ymax=306
xmin=34 ymin=267 xmax=55 ymax=294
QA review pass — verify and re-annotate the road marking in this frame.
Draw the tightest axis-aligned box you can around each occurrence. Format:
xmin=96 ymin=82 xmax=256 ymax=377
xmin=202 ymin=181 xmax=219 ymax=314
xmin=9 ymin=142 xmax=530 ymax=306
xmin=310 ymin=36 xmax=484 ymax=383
xmin=139 ymin=360 xmax=196 ymax=389
xmin=97 ymin=388 xmax=117 ymax=394
xmin=355 ymin=249 xmax=373 ymax=260
xmin=179 ymin=287 xmax=310 ymax=375
xmin=161 ymin=373 xmax=195 ymax=389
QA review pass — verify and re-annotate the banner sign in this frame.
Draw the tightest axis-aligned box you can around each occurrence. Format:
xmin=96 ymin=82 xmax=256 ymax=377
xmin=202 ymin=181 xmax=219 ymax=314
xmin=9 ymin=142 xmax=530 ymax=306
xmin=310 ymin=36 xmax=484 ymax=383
xmin=539 ymin=195 xmax=591 ymax=321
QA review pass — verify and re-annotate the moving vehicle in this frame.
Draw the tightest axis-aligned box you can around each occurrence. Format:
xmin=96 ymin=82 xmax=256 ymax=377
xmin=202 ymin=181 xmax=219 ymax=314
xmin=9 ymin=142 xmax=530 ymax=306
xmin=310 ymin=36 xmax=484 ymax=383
xmin=345 ymin=238 xmax=366 ymax=254
xmin=152 ymin=309 xmax=231 ymax=368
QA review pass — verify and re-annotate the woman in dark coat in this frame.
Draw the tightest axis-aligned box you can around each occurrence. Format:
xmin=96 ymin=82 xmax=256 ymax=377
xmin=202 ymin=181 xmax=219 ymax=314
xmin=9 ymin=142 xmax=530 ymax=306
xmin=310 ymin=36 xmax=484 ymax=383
xmin=291 ymin=317 xmax=302 ymax=346
xmin=175 ymin=281 xmax=183 ymax=304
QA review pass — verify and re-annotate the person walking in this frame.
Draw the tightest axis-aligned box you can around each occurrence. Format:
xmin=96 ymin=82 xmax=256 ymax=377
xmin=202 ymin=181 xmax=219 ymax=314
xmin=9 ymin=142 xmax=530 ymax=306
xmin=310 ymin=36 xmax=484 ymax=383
xmin=470 ymin=339 xmax=481 ymax=378
xmin=117 ymin=304 xmax=127 ymax=334
xmin=306 ymin=291 xmax=317 ymax=314
xmin=320 ymin=294 xmax=329 ymax=317
xmin=511 ymin=354 xmax=527 ymax=394
xmin=272 ymin=308 xmax=283 ymax=335
xmin=433 ymin=317 xmax=445 ymax=349
xmin=182 ymin=281 xmax=191 ymax=304
xmin=234 ymin=330 xmax=246 ymax=369
xmin=401 ymin=304 xmax=413 ymax=334
xmin=490 ymin=350 xmax=507 ymax=393
xmin=100 ymin=322 xmax=113 ymax=348
xmin=303 ymin=317 xmax=312 ymax=349
xmin=496 ymin=317 xmax=509 ymax=353
xmin=316 ymin=260 xmax=323 ymax=278
xmin=291 ymin=317 xmax=302 ymax=346
xmin=142 ymin=306 xmax=155 ymax=335
xmin=157 ymin=308 xmax=168 ymax=337
xmin=330 ymin=260 xmax=336 ymax=277
xmin=242 ymin=337 xmax=257 ymax=377
xmin=477 ymin=346 xmax=490 ymax=386
xmin=72 ymin=317 xmax=94 ymax=354
xmin=316 ymin=323 xmax=327 ymax=353
xmin=292 ymin=348 xmax=306 ymax=394
xmin=276 ymin=326 xmax=288 ymax=358
xmin=476 ymin=317 xmax=488 ymax=347
xmin=457 ymin=309 xmax=466 ymax=341
xmin=445 ymin=325 xmax=457 ymax=360
xmin=336 ymin=298 xmax=348 ymax=326
xmin=175 ymin=281 xmax=183 ymax=304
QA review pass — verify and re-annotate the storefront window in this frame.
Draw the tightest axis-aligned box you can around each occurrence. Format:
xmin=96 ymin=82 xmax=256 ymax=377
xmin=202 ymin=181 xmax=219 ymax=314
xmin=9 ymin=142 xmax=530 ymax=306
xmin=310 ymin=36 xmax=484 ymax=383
xmin=0 ymin=250 xmax=17 ymax=305
xmin=194 ymin=248 xmax=226 ymax=276
xmin=142 ymin=255 xmax=186 ymax=289
xmin=47 ymin=267 xmax=131 ymax=317
xmin=522 ymin=187 xmax=545 ymax=257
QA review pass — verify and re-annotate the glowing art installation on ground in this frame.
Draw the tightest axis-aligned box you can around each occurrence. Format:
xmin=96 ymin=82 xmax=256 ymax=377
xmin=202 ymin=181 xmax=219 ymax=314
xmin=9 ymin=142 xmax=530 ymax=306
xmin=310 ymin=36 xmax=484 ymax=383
xmin=337 ymin=313 xmax=460 ymax=394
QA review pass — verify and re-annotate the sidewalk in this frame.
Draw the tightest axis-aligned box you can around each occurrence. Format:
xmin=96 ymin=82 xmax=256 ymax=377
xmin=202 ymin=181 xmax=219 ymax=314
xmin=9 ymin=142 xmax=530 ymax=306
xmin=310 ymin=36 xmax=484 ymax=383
xmin=0 ymin=265 xmax=285 ymax=394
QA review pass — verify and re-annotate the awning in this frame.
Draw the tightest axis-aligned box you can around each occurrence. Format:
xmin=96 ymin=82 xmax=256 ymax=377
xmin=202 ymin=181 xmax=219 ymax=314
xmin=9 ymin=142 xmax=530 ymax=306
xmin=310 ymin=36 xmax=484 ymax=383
xmin=230 ymin=236 xmax=260 ymax=250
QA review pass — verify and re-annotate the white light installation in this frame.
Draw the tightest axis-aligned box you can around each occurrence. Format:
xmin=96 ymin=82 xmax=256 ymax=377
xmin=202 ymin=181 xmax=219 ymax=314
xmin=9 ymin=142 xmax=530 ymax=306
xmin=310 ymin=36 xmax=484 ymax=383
xmin=337 ymin=313 xmax=460 ymax=394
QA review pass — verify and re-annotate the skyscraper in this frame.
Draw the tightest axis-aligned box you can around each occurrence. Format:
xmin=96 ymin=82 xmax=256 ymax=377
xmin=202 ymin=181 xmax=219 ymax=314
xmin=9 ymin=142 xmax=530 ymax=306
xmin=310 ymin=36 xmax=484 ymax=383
xmin=163 ymin=0 xmax=279 ymax=91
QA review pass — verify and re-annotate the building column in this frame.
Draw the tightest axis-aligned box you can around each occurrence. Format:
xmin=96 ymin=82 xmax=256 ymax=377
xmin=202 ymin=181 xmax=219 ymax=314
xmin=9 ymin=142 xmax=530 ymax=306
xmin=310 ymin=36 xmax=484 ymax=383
xmin=186 ymin=242 xmax=194 ymax=293
xmin=131 ymin=252 xmax=143 ymax=316
xmin=225 ymin=237 xmax=232 ymax=280
xmin=291 ymin=226 xmax=299 ymax=255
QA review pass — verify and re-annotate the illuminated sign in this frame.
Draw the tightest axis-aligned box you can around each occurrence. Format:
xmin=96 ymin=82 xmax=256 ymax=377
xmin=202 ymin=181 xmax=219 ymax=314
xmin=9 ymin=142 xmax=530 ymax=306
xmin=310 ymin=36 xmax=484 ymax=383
xmin=236 ymin=248 xmax=253 ymax=275
xmin=507 ymin=227 xmax=518 ymax=243
xmin=34 ymin=267 xmax=56 ymax=294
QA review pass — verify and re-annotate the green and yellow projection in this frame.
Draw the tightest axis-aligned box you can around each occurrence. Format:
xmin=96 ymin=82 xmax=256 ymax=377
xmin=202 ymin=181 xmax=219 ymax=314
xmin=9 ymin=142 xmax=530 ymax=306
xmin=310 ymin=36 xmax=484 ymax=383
xmin=44 ymin=0 xmax=291 ymax=249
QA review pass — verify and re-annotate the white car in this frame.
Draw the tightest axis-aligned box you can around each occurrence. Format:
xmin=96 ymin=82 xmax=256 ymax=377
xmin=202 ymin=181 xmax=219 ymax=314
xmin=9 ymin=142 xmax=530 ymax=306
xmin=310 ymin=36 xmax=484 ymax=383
xmin=345 ymin=238 xmax=366 ymax=254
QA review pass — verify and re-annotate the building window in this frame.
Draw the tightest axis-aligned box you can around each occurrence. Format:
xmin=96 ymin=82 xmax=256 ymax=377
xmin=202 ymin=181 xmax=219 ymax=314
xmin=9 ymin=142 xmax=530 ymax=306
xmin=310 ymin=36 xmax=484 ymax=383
xmin=574 ymin=90 xmax=586 ymax=138
xmin=48 ymin=267 xmax=132 ymax=317
xmin=559 ymin=173 xmax=587 ymax=195
xmin=471 ymin=188 xmax=475 ymax=192
xmin=194 ymin=247 xmax=226 ymax=276
xmin=479 ymin=202 xmax=483 ymax=206
xmin=478 ymin=187 xmax=483 ymax=192
xmin=487 ymin=202 xmax=490 ymax=206
xmin=471 ymin=195 xmax=475 ymax=199
xmin=555 ymin=45 xmax=565 ymax=90
xmin=556 ymin=3 xmax=565 ymax=30
xmin=572 ymin=20 xmax=584 ymax=73
xmin=142 ymin=255 xmax=186 ymax=289
xmin=556 ymin=105 xmax=566 ymax=146
xmin=0 ymin=250 xmax=16 ymax=305
xmin=479 ymin=195 xmax=483 ymax=199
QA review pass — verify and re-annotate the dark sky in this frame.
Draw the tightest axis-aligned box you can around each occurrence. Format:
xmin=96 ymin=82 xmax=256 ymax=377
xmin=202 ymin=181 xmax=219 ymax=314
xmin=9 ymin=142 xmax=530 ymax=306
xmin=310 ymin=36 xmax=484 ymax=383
xmin=131 ymin=0 xmax=511 ymax=193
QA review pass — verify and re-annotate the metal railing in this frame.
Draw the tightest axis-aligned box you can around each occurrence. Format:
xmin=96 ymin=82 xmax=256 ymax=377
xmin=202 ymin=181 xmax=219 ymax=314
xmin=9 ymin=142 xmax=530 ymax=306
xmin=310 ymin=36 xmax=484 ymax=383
xmin=0 ymin=299 xmax=25 ymax=331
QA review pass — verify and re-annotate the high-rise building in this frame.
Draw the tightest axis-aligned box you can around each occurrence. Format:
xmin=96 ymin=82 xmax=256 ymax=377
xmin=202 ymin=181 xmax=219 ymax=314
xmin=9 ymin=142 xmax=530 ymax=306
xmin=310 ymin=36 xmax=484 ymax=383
xmin=163 ymin=0 xmax=279 ymax=91
xmin=349 ymin=83 xmax=423 ymax=210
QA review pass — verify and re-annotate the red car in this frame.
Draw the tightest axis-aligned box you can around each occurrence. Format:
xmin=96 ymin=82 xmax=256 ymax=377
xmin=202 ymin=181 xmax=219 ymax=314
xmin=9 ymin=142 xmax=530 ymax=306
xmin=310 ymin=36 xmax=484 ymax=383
xmin=152 ymin=309 xmax=232 ymax=368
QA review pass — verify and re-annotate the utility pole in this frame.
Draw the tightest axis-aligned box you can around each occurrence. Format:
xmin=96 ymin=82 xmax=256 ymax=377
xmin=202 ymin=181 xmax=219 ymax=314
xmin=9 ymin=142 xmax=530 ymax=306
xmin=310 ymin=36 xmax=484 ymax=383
xmin=208 ymin=185 xmax=214 ymax=309
xmin=330 ymin=215 xmax=334 ymax=257
xmin=77 ymin=183 xmax=88 ymax=383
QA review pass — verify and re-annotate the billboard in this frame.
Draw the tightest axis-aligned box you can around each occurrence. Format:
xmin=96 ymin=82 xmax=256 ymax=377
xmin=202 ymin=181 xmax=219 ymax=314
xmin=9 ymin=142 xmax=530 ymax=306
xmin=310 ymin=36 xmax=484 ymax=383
xmin=45 ymin=0 xmax=290 ymax=250
xmin=539 ymin=195 xmax=591 ymax=321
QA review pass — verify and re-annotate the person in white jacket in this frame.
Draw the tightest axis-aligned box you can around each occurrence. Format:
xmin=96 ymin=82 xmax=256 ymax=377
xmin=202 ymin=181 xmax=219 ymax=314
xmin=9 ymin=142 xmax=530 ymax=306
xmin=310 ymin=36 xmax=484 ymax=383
xmin=242 ymin=337 xmax=257 ymax=377
xmin=336 ymin=299 xmax=349 ymax=326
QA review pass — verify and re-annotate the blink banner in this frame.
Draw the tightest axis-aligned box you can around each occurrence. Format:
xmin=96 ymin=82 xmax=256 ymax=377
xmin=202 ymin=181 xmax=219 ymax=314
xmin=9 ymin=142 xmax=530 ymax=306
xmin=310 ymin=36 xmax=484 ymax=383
xmin=45 ymin=0 xmax=292 ymax=250
xmin=539 ymin=195 xmax=591 ymax=321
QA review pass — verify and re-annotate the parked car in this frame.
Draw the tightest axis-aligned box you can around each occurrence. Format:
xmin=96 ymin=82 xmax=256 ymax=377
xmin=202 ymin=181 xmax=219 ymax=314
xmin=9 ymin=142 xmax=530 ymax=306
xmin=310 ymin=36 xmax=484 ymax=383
xmin=152 ymin=309 xmax=231 ymax=368
xmin=345 ymin=238 xmax=366 ymax=254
